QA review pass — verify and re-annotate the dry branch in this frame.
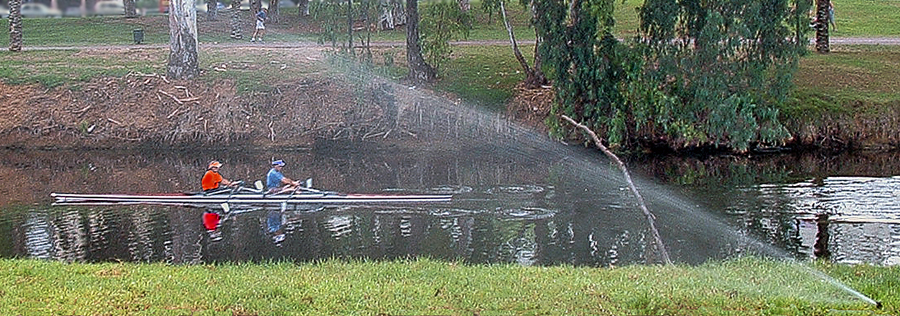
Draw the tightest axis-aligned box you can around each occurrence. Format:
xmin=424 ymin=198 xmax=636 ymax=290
xmin=158 ymin=90 xmax=183 ymax=105
xmin=561 ymin=114 xmax=672 ymax=265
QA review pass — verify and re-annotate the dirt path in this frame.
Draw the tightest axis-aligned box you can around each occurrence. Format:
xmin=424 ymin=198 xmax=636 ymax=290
xmin=19 ymin=36 xmax=900 ymax=51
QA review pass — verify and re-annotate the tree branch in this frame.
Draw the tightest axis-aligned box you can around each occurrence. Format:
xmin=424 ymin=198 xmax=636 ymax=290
xmin=561 ymin=114 xmax=672 ymax=265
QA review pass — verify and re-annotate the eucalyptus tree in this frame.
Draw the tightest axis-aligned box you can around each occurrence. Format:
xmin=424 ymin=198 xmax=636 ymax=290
xmin=167 ymin=0 xmax=200 ymax=79
xmin=535 ymin=0 xmax=806 ymax=152
xmin=8 ymin=0 xmax=22 ymax=52
xmin=481 ymin=0 xmax=546 ymax=88
xmin=406 ymin=0 xmax=436 ymax=83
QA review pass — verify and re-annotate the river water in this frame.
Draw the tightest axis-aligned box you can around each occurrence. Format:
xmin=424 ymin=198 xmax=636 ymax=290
xmin=2 ymin=143 xmax=898 ymax=267
xmin=2 ymin=71 xmax=899 ymax=267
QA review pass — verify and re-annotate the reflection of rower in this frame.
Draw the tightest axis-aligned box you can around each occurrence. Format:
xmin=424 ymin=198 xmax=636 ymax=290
xmin=267 ymin=210 xmax=286 ymax=245
xmin=202 ymin=210 xmax=221 ymax=231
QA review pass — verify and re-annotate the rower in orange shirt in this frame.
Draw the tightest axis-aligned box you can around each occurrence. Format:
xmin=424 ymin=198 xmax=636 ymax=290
xmin=201 ymin=161 xmax=235 ymax=191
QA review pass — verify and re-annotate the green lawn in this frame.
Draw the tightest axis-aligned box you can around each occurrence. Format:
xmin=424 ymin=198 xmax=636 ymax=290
xmin=1 ymin=257 xmax=897 ymax=315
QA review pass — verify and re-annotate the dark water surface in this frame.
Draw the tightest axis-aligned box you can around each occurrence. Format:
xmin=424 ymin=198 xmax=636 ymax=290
xmin=3 ymin=145 xmax=899 ymax=266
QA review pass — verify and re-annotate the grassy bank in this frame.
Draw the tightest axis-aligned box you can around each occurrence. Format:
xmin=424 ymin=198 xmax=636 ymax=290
xmin=1 ymin=257 xmax=897 ymax=315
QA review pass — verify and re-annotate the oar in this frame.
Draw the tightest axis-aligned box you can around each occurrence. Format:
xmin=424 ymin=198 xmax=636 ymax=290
xmin=280 ymin=182 xmax=303 ymax=211
xmin=221 ymin=180 xmax=245 ymax=213
xmin=280 ymin=178 xmax=312 ymax=212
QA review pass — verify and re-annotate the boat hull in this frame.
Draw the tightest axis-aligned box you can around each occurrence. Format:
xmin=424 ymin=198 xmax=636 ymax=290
xmin=51 ymin=191 xmax=453 ymax=207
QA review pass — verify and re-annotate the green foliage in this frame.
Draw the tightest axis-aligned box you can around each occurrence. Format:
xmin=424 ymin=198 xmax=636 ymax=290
xmin=311 ymin=0 xmax=353 ymax=50
xmin=419 ymin=1 xmax=473 ymax=72
xmin=537 ymin=0 xmax=806 ymax=152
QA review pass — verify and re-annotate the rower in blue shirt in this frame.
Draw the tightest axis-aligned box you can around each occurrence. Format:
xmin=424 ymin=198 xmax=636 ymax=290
xmin=266 ymin=160 xmax=300 ymax=194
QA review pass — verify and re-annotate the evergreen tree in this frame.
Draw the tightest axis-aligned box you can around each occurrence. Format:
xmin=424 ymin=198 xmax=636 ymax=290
xmin=536 ymin=0 xmax=807 ymax=152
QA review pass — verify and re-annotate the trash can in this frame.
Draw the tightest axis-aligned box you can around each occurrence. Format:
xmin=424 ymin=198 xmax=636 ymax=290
xmin=133 ymin=29 xmax=144 ymax=44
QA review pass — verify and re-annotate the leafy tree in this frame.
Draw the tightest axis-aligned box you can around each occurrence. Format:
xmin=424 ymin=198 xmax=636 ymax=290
xmin=419 ymin=0 xmax=472 ymax=72
xmin=536 ymin=0 xmax=806 ymax=152
xmin=167 ymin=0 xmax=200 ymax=79
xmin=313 ymin=0 xmax=381 ymax=55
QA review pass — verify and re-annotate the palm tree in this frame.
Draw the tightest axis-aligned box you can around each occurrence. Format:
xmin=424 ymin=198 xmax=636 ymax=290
xmin=230 ymin=0 xmax=244 ymax=39
xmin=8 ymin=0 xmax=22 ymax=52
xmin=814 ymin=0 xmax=830 ymax=53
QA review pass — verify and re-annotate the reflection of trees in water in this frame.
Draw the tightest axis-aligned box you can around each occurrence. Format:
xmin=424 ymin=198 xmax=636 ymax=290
xmin=634 ymin=152 xmax=900 ymax=264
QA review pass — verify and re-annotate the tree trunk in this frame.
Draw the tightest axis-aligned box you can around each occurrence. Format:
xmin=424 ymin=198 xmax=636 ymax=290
xmin=298 ymin=0 xmax=309 ymax=16
xmin=230 ymin=0 xmax=243 ymax=39
xmin=500 ymin=0 xmax=546 ymax=88
xmin=125 ymin=0 xmax=138 ymax=17
xmin=457 ymin=0 xmax=469 ymax=12
xmin=347 ymin=0 xmax=353 ymax=54
xmin=167 ymin=0 xmax=200 ymax=79
xmin=251 ymin=0 xmax=261 ymax=14
xmin=269 ymin=0 xmax=280 ymax=23
xmin=8 ymin=0 xmax=22 ymax=52
xmin=379 ymin=0 xmax=405 ymax=30
xmin=815 ymin=0 xmax=830 ymax=53
xmin=406 ymin=0 xmax=435 ymax=83
xmin=206 ymin=0 xmax=218 ymax=20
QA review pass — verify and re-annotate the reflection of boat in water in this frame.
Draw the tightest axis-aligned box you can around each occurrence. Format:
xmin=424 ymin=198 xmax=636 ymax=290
xmin=51 ymin=180 xmax=452 ymax=208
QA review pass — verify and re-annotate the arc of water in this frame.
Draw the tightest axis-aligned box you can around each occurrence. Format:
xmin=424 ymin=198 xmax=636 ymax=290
xmin=561 ymin=115 xmax=672 ymax=265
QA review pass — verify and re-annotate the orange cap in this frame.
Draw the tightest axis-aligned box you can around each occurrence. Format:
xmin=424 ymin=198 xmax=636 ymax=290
xmin=208 ymin=161 xmax=223 ymax=169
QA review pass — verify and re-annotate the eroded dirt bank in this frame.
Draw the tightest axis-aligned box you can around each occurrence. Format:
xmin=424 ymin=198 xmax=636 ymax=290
xmin=1 ymin=63 xmax=898 ymax=152
xmin=0 ymin=73 xmax=360 ymax=149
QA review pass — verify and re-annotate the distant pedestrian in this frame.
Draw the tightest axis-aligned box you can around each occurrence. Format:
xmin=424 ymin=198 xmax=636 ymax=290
xmin=828 ymin=2 xmax=836 ymax=31
xmin=251 ymin=8 xmax=267 ymax=42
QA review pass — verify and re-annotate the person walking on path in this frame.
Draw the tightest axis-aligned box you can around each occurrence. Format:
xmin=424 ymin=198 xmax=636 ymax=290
xmin=828 ymin=2 xmax=837 ymax=31
xmin=251 ymin=8 xmax=268 ymax=43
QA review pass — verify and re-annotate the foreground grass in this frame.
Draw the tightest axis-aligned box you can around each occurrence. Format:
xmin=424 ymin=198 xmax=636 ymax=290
xmin=1 ymin=257 xmax=896 ymax=315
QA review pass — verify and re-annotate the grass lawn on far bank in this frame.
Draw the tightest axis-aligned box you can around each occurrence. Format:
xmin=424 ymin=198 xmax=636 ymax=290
xmin=1 ymin=257 xmax=898 ymax=315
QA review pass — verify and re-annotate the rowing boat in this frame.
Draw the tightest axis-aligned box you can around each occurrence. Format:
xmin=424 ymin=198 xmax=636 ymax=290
xmin=51 ymin=181 xmax=452 ymax=208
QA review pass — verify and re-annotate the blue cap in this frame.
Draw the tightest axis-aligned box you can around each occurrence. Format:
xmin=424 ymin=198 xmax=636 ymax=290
xmin=272 ymin=160 xmax=285 ymax=166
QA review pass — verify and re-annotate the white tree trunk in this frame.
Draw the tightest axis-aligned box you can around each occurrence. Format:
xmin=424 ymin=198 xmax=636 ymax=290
xmin=380 ymin=0 xmax=406 ymax=30
xmin=167 ymin=0 xmax=200 ymax=79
